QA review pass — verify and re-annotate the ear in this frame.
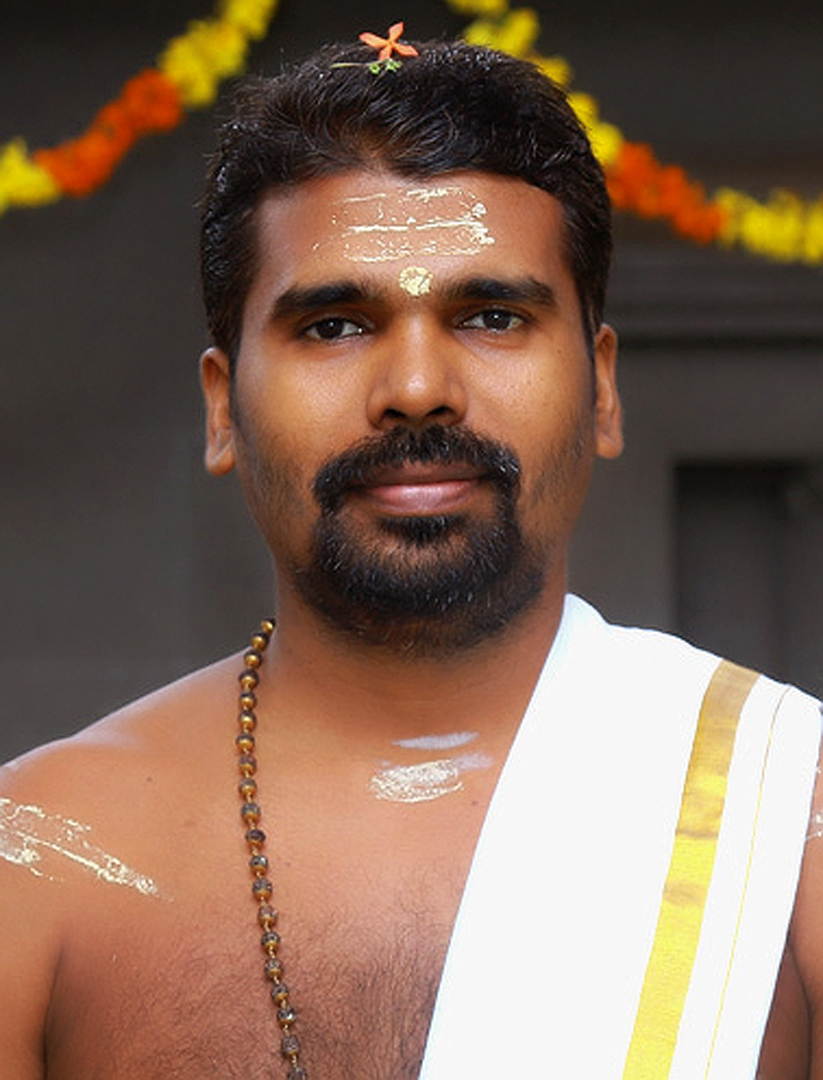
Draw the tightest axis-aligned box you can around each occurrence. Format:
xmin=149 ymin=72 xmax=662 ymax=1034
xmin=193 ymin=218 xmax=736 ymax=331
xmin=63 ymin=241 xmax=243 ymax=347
xmin=592 ymin=323 xmax=623 ymax=460
xmin=200 ymin=347 xmax=237 ymax=476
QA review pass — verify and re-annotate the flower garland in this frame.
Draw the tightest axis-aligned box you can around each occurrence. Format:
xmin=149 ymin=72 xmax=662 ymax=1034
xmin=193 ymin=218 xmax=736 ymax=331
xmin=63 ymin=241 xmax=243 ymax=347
xmin=1 ymin=0 xmax=821 ymax=267
xmin=451 ymin=0 xmax=823 ymax=266
xmin=0 ymin=0 xmax=278 ymax=213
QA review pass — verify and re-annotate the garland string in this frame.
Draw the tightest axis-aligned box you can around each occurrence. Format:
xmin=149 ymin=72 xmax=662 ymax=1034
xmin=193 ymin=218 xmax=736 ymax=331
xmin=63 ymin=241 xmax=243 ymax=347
xmin=450 ymin=0 xmax=823 ymax=266
xmin=1 ymin=0 xmax=821 ymax=267
xmin=0 ymin=0 xmax=279 ymax=211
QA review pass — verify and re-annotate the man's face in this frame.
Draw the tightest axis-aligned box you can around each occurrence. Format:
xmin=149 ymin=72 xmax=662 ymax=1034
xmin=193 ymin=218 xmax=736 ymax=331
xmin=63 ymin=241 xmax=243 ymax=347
xmin=202 ymin=169 xmax=622 ymax=655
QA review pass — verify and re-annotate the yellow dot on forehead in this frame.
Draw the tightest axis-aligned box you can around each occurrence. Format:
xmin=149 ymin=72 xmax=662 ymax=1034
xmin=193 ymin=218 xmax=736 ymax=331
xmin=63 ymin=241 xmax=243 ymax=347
xmin=398 ymin=266 xmax=434 ymax=297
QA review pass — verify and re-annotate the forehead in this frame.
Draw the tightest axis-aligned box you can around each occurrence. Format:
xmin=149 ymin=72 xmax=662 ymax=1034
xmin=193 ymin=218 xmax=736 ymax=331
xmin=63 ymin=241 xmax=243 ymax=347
xmin=247 ymin=169 xmax=573 ymax=298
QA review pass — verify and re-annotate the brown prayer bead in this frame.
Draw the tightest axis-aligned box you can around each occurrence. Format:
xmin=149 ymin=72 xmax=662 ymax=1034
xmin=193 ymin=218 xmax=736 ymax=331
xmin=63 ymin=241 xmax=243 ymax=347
xmin=238 ymin=753 xmax=257 ymax=774
xmin=252 ymin=878 xmax=273 ymax=899
xmin=237 ymin=618 xmax=306 ymax=1076
xmin=282 ymin=1033 xmax=301 ymax=1057
xmin=236 ymin=732 xmax=255 ymax=754
xmin=238 ymin=711 xmax=256 ymax=732
xmin=261 ymin=930 xmax=281 ymax=951
xmin=257 ymin=903 xmax=277 ymax=925
xmin=265 ymin=957 xmax=283 ymax=980
xmin=239 ymin=778 xmax=258 ymax=799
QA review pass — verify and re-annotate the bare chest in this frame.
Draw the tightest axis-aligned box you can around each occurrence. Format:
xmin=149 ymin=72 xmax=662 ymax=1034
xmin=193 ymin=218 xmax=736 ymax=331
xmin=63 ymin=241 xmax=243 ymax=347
xmin=46 ymin=872 xmax=458 ymax=1080
xmin=41 ymin=709 xmax=493 ymax=1080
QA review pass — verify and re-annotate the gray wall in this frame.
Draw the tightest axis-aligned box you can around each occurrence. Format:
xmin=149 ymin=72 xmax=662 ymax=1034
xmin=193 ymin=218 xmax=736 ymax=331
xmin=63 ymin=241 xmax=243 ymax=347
xmin=2 ymin=0 xmax=822 ymax=760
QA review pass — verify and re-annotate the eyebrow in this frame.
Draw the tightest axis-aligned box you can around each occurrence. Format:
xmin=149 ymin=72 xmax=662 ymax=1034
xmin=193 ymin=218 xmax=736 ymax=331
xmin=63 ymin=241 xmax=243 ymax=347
xmin=268 ymin=281 xmax=378 ymax=322
xmin=442 ymin=276 xmax=558 ymax=308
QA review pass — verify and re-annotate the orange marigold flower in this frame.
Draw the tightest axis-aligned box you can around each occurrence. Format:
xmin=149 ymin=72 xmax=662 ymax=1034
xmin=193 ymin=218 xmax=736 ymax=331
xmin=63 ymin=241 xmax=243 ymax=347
xmin=32 ymin=67 xmax=184 ymax=199
xmin=604 ymin=141 xmax=726 ymax=245
xmin=94 ymin=101 xmax=137 ymax=155
xmin=359 ymin=22 xmax=418 ymax=62
xmin=35 ymin=130 xmax=122 ymax=197
xmin=121 ymin=69 xmax=183 ymax=134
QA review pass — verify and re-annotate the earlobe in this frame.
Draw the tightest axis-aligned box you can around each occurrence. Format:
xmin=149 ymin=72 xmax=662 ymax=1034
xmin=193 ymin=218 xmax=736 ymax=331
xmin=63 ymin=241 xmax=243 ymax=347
xmin=200 ymin=347 xmax=237 ymax=476
xmin=593 ymin=323 xmax=623 ymax=460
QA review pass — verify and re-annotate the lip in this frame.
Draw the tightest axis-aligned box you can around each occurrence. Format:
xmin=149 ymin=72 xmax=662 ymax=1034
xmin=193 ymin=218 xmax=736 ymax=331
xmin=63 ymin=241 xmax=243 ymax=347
xmin=352 ymin=464 xmax=485 ymax=515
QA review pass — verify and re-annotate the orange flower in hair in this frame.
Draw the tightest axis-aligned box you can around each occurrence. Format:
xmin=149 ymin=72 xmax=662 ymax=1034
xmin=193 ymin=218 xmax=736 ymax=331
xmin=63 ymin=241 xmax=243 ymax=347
xmin=359 ymin=21 xmax=419 ymax=62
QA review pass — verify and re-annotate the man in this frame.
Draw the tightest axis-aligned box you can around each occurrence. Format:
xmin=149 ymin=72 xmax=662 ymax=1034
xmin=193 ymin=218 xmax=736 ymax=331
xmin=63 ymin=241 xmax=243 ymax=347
xmin=0 ymin=36 xmax=820 ymax=1080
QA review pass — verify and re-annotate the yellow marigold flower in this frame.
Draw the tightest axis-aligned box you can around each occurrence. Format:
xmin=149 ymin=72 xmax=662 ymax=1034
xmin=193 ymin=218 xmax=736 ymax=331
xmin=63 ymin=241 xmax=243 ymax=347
xmin=462 ymin=7 xmax=539 ymax=56
xmin=532 ymin=53 xmax=573 ymax=88
xmin=713 ymin=188 xmax=745 ymax=243
xmin=714 ymin=187 xmax=823 ymax=263
xmin=462 ymin=18 xmax=503 ymax=48
xmin=802 ymin=199 xmax=823 ymax=263
xmin=589 ymin=121 xmax=624 ymax=168
xmin=495 ymin=8 xmax=540 ymax=56
xmin=0 ymin=139 xmax=61 ymax=214
xmin=734 ymin=196 xmax=788 ymax=260
xmin=765 ymin=191 xmax=804 ymax=261
xmin=159 ymin=19 xmax=247 ymax=107
xmin=567 ymin=92 xmax=624 ymax=167
xmin=565 ymin=94 xmax=617 ymax=166
xmin=447 ymin=0 xmax=510 ymax=15
xmin=221 ymin=0 xmax=279 ymax=40
xmin=568 ymin=91 xmax=597 ymax=129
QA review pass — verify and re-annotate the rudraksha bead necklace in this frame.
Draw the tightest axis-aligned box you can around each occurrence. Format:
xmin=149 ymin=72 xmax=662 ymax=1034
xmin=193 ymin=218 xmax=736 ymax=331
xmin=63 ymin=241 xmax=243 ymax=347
xmin=237 ymin=618 xmax=308 ymax=1080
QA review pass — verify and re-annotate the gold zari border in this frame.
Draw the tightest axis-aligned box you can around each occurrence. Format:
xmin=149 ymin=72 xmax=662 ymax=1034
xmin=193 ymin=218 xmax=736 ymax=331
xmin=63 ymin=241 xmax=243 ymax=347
xmin=622 ymin=659 xmax=759 ymax=1077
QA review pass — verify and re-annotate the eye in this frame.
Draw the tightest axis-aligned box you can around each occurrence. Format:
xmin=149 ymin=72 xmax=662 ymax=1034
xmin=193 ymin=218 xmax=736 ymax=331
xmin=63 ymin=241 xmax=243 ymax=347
xmin=303 ymin=316 xmax=366 ymax=341
xmin=459 ymin=309 xmax=525 ymax=332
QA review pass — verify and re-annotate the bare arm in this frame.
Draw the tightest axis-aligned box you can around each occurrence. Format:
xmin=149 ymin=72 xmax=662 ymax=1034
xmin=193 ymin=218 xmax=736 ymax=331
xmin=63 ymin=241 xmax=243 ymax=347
xmin=765 ymin=744 xmax=823 ymax=1080
xmin=0 ymin=764 xmax=66 ymax=1080
xmin=757 ymin=939 xmax=811 ymax=1079
xmin=0 ymin=660 xmax=239 ymax=1080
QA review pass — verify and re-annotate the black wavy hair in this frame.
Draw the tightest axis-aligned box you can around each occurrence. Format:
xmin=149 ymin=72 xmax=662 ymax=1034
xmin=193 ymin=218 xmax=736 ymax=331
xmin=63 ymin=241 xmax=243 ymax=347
xmin=200 ymin=39 xmax=612 ymax=364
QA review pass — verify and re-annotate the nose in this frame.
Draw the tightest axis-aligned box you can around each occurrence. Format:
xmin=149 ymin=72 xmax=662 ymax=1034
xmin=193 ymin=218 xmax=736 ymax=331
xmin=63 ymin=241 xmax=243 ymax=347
xmin=365 ymin=318 xmax=469 ymax=431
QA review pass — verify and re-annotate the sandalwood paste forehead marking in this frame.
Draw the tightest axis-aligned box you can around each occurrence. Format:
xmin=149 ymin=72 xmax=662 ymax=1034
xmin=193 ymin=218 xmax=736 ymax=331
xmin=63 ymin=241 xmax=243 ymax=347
xmin=369 ymin=751 xmax=493 ymax=804
xmin=398 ymin=265 xmax=434 ymax=296
xmin=0 ymin=797 xmax=161 ymax=896
xmin=325 ymin=185 xmax=496 ymax=264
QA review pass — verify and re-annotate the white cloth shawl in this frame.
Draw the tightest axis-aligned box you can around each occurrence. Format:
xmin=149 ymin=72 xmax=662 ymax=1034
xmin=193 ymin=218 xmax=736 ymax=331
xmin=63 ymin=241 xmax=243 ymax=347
xmin=419 ymin=595 xmax=821 ymax=1079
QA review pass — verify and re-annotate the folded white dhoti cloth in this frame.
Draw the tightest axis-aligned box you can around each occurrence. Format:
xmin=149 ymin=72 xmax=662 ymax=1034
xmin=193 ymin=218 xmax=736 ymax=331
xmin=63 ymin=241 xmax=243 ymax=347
xmin=420 ymin=595 xmax=821 ymax=1079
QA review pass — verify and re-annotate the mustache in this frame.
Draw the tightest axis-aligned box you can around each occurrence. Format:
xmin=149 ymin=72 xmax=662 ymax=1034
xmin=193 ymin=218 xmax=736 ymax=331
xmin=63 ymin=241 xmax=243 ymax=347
xmin=313 ymin=425 xmax=521 ymax=514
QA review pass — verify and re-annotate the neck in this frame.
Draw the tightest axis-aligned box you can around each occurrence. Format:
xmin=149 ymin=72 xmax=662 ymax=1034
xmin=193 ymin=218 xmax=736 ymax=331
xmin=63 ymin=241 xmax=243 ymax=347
xmin=259 ymin=575 xmax=568 ymax=749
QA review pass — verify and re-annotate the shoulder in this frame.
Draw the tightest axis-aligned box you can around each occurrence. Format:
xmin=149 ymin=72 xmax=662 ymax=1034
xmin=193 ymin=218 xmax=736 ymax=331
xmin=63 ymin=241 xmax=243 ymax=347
xmin=0 ymin=654 xmax=241 ymax=904
xmin=564 ymin=593 xmax=722 ymax=674
xmin=3 ymin=654 xmax=238 ymax=797
xmin=560 ymin=595 xmax=723 ymax=726
xmin=568 ymin=595 xmax=820 ymax=719
xmin=787 ymin=736 xmax=823 ymax=1012
xmin=758 ymin=724 xmax=821 ymax=1076
xmin=0 ymin=656 xmax=241 ymax=1076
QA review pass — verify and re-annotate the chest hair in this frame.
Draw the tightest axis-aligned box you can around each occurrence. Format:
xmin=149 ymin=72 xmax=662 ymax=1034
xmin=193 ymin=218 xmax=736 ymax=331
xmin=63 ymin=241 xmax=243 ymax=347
xmin=48 ymin=905 xmax=450 ymax=1080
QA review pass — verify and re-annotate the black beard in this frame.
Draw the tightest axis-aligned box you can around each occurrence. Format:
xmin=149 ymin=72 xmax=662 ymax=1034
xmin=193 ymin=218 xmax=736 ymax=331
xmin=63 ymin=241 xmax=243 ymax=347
xmin=293 ymin=426 xmax=547 ymax=658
